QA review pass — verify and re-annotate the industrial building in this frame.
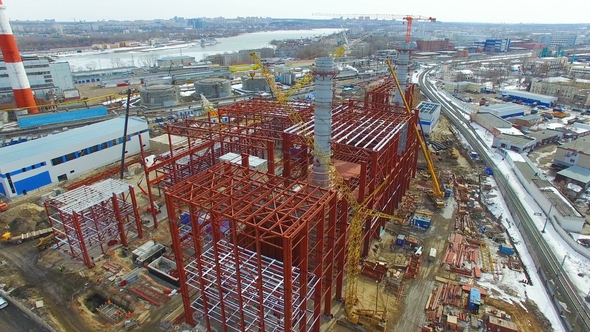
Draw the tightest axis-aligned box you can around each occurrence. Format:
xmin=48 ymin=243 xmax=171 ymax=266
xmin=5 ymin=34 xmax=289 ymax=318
xmin=137 ymin=61 xmax=420 ymax=330
xmin=491 ymin=134 xmax=536 ymax=153
xmin=0 ymin=55 xmax=76 ymax=103
xmin=416 ymin=101 xmax=441 ymax=135
xmin=553 ymin=138 xmax=590 ymax=170
xmin=474 ymin=39 xmax=510 ymax=53
xmin=45 ymin=178 xmax=143 ymax=267
xmin=0 ymin=117 xmax=149 ymax=198
xmin=481 ymin=103 xmax=527 ymax=119
xmin=501 ymin=90 xmax=557 ymax=107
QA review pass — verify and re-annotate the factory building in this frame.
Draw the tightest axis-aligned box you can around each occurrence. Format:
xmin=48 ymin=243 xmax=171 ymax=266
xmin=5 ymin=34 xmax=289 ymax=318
xmin=474 ymin=39 xmax=510 ymax=52
xmin=539 ymin=34 xmax=578 ymax=48
xmin=501 ymin=90 xmax=557 ymax=108
xmin=0 ymin=55 xmax=76 ymax=102
xmin=0 ymin=117 xmax=149 ymax=198
xmin=480 ymin=104 xmax=527 ymax=119
xmin=145 ymin=68 xmax=419 ymax=330
xmin=491 ymin=134 xmax=536 ymax=153
xmin=416 ymin=101 xmax=441 ymax=135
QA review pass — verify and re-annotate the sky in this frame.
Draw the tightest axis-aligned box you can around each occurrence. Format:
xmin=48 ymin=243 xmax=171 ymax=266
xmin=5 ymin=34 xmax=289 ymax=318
xmin=2 ymin=0 xmax=589 ymax=25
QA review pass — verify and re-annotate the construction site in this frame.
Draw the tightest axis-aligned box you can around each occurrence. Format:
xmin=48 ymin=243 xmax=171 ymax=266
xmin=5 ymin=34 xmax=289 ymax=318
xmin=0 ymin=4 xmax=558 ymax=332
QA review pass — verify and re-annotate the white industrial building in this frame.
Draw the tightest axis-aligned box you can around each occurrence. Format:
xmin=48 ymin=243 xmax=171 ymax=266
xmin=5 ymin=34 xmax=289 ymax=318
xmin=0 ymin=55 xmax=76 ymax=102
xmin=416 ymin=101 xmax=441 ymax=135
xmin=481 ymin=103 xmax=527 ymax=119
xmin=0 ymin=117 xmax=149 ymax=198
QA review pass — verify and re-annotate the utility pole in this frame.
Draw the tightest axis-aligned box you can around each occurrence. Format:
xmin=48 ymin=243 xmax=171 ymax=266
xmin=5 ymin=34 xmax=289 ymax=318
xmin=119 ymin=89 xmax=132 ymax=180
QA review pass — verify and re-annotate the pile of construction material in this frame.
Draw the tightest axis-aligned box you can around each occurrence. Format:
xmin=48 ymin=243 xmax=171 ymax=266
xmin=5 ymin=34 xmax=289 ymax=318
xmin=442 ymin=233 xmax=482 ymax=278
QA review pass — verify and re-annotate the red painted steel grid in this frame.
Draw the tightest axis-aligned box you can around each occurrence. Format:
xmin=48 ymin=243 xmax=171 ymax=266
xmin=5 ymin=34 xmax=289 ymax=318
xmin=166 ymin=162 xmax=338 ymax=332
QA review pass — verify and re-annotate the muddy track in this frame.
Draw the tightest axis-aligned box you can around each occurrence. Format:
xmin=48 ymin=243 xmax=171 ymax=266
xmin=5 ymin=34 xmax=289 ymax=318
xmin=0 ymin=245 xmax=89 ymax=332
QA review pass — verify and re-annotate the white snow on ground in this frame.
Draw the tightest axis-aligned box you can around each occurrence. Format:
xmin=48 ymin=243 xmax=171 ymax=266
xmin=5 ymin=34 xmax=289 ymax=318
xmin=447 ymin=110 xmax=581 ymax=332
xmin=470 ymin=121 xmax=590 ymax=296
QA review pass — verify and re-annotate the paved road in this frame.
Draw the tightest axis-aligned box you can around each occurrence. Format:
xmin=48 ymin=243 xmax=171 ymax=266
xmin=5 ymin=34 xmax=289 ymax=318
xmin=0 ymin=302 xmax=47 ymax=332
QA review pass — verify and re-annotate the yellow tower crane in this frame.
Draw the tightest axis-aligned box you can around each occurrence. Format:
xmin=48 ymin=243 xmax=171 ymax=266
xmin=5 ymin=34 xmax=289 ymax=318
xmin=250 ymin=52 xmax=408 ymax=331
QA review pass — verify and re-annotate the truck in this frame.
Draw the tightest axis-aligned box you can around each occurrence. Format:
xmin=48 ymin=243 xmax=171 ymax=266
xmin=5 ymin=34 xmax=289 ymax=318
xmin=1 ymin=228 xmax=53 ymax=244
xmin=429 ymin=248 xmax=437 ymax=262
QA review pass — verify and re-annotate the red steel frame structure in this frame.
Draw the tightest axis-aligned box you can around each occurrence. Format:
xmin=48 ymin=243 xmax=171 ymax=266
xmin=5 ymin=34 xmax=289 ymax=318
xmin=166 ymin=162 xmax=338 ymax=332
xmin=44 ymin=179 xmax=143 ymax=268
xmin=139 ymin=99 xmax=314 ymax=227
xmin=283 ymin=99 xmax=419 ymax=259
xmin=143 ymin=97 xmax=418 ymax=330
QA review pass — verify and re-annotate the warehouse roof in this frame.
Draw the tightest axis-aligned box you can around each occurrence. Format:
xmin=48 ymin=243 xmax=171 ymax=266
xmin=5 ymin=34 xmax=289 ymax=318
xmin=416 ymin=101 xmax=441 ymax=115
xmin=528 ymin=129 xmax=561 ymax=140
xmin=557 ymin=166 xmax=590 ymax=185
xmin=501 ymin=89 xmax=558 ymax=104
xmin=560 ymin=138 xmax=590 ymax=154
xmin=514 ymin=114 xmax=542 ymax=121
xmin=495 ymin=133 xmax=536 ymax=146
xmin=0 ymin=117 xmax=147 ymax=165
xmin=475 ymin=112 xmax=513 ymax=128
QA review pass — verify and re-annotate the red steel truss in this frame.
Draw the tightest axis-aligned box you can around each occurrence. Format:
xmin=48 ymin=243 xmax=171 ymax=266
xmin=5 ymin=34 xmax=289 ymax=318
xmin=44 ymin=179 xmax=142 ymax=268
xmin=166 ymin=162 xmax=339 ymax=332
xmin=364 ymin=78 xmax=417 ymax=111
xmin=283 ymin=99 xmax=419 ymax=257
xmin=139 ymin=99 xmax=314 ymax=227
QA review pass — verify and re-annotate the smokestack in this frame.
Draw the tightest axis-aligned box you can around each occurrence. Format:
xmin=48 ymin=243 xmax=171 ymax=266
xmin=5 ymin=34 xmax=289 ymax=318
xmin=393 ymin=50 xmax=409 ymax=107
xmin=0 ymin=0 xmax=38 ymax=114
xmin=311 ymin=57 xmax=335 ymax=188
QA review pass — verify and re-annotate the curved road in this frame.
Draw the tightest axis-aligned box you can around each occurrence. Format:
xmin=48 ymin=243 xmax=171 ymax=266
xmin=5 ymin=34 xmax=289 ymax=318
xmin=419 ymin=68 xmax=590 ymax=332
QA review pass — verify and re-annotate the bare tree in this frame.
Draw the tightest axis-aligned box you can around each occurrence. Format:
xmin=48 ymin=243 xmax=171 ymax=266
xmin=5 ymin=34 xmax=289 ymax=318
xmin=138 ymin=52 xmax=160 ymax=68
xmin=110 ymin=58 xmax=127 ymax=68
xmin=85 ymin=61 xmax=97 ymax=71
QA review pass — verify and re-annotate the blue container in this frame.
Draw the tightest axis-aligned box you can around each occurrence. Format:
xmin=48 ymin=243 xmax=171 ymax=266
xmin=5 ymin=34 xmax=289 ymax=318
xmin=396 ymin=234 xmax=406 ymax=246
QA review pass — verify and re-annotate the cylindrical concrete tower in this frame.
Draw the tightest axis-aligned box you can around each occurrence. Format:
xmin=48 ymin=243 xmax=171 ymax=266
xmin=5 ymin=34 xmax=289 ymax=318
xmin=392 ymin=48 xmax=409 ymax=107
xmin=311 ymin=57 xmax=335 ymax=188
xmin=0 ymin=0 xmax=38 ymax=114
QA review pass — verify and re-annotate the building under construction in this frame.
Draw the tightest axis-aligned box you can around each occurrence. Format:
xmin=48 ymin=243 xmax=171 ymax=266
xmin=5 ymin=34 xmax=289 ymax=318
xmin=144 ymin=59 xmax=418 ymax=331
xmin=44 ymin=179 xmax=143 ymax=267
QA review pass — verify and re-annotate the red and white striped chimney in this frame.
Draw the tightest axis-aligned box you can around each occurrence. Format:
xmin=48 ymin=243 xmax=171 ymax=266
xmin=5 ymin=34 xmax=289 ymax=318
xmin=0 ymin=0 xmax=38 ymax=114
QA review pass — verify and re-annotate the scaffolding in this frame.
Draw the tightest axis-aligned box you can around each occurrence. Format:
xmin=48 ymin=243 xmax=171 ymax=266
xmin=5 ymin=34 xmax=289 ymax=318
xmin=45 ymin=179 xmax=142 ymax=267
xmin=166 ymin=162 xmax=338 ymax=332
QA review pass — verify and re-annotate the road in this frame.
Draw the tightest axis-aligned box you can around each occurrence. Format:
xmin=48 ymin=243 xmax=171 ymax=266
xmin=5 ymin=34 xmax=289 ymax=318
xmin=0 ymin=301 xmax=48 ymax=332
xmin=0 ymin=243 xmax=90 ymax=332
xmin=419 ymin=68 xmax=590 ymax=332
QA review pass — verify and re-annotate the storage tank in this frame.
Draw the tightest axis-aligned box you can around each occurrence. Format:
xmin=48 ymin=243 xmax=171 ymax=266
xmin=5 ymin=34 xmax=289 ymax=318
xmin=243 ymin=77 xmax=269 ymax=92
xmin=140 ymin=85 xmax=179 ymax=107
xmin=281 ymin=72 xmax=295 ymax=86
xmin=194 ymin=78 xmax=231 ymax=98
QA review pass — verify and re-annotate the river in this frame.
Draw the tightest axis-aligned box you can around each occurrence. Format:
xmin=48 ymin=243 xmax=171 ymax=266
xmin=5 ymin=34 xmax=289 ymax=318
xmin=57 ymin=29 xmax=342 ymax=71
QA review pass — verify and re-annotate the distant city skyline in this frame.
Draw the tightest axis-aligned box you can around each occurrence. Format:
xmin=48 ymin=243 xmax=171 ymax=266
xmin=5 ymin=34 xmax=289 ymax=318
xmin=4 ymin=0 xmax=589 ymax=24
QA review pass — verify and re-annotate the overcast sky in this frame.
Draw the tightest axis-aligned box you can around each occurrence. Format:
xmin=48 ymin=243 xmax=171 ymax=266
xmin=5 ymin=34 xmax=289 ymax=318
xmin=3 ymin=0 xmax=588 ymax=24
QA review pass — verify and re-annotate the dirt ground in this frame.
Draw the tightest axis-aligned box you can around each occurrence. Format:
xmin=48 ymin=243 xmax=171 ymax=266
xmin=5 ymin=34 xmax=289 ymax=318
xmin=75 ymin=82 xmax=142 ymax=106
xmin=485 ymin=297 xmax=553 ymax=332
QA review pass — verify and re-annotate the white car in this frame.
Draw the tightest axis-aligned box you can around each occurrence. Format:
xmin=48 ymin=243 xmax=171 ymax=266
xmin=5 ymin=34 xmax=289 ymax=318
xmin=0 ymin=296 xmax=7 ymax=309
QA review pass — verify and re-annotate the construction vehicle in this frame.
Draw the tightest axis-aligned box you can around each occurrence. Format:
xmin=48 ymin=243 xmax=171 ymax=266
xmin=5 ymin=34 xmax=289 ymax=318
xmin=1 ymin=228 xmax=53 ymax=244
xmin=385 ymin=59 xmax=445 ymax=209
xmin=0 ymin=200 xmax=7 ymax=212
xmin=35 ymin=233 xmax=55 ymax=251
